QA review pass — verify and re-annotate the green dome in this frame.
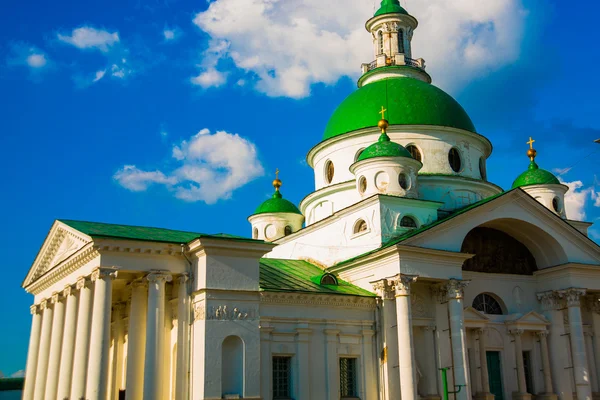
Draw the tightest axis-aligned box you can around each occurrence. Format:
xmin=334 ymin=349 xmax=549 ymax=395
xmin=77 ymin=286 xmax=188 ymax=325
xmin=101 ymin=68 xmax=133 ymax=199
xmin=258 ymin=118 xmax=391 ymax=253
xmin=374 ymin=0 xmax=408 ymax=17
xmin=357 ymin=132 xmax=413 ymax=161
xmin=512 ymin=161 xmax=560 ymax=188
xmin=253 ymin=191 xmax=302 ymax=215
xmin=323 ymin=78 xmax=476 ymax=140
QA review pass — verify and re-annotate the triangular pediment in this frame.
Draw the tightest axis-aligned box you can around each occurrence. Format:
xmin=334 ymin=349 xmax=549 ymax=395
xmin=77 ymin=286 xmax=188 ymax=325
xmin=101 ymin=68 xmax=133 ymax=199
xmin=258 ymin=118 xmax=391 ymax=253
xmin=506 ymin=311 xmax=549 ymax=328
xmin=23 ymin=221 xmax=92 ymax=288
xmin=463 ymin=306 xmax=490 ymax=327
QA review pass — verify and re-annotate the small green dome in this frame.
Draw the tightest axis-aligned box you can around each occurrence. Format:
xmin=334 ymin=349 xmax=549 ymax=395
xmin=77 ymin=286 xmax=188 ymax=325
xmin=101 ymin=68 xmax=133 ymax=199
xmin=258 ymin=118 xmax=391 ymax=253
xmin=374 ymin=0 xmax=408 ymax=17
xmin=323 ymin=78 xmax=476 ymax=140
xmin=357 ymin=132 xmax=413 ymax=161
xmin=253 ymin=191 xmax=302 ymax=215
xmin=512 ymin=161 xmax=560 ymax=188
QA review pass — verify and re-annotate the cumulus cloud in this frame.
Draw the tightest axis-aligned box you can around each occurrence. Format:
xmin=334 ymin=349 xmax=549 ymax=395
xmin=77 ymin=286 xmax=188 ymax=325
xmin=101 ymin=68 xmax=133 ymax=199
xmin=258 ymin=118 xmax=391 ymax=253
xmin=191 ymin=39 xmax=229 ymax=89
xmin=163 ymin=27 xmax=182 ymax=42
xmin=114 ymin=128 xmax=264 ymax=204
xmin=560 ymin=179 xmax=597 ymax=221
xmin=6 ymin=43 xmax=50 ymax=73
xmin=192 ymin=0 xmax=527 ymax=98
xmin=58 ymin=27 xmax=120 ymax=52
xmin=93 ymin=70 xmax=106 ymax=82
xmin=191 ymin=68 xmax=227 ymax=88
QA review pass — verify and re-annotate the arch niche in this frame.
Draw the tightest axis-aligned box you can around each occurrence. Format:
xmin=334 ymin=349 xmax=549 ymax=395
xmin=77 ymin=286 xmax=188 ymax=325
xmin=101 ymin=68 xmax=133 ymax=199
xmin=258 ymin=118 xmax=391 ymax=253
xmin=460 ymin=218 xmax=568 ymax=272
xmin=222 ymin=335 xmax=244 ymax=397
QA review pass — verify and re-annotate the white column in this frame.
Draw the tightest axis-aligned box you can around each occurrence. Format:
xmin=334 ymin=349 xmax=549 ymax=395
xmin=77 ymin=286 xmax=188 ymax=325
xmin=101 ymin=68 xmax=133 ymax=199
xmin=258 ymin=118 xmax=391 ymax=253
xmin=57 ymin=285 xmax=78 ymax=400
xmin=445 ymin=279 xmax=472 ymax=400
xmin=86 ymin=267 xmax=118 ymax=400
xmin=44 ymin=292 xmax=66 ymax=399
xmin=478 ymin=328 xmax=491 ymax=396
xmin=393 ymin=274 xmax=419 ymax=400
xmin=372 ymin=279 xmax=401 ymax=400
xmin=111 ymin=302 xmax=126 ymax=400
xmin=162 ymin=294 xmax=174 ymax=400
xmin=143 ymin=271 xmax=172 ymax=400
xmin=590 ymin=304 xmax=600 ymax=396
xmin=22 ymin=304 xmax=42 ymax=400
xmin=175 ymin=273 xmax=190 ymax=400
xmin=560 ymin=288 xmax=592 ymax=400
xmin=125 ymin=279 xmax=148 ymax=400
xmin=296 ymin=325 xmax=312 ymax=399
xmin=324 ymin=328 xmax=340 ymax=400
xmin=585 ymin=332 xmax=599 ymax=393
xmin=537 ymin=331 xmax=555 ymax=395
xmin=511 ymin=329 xmax=529 ymax=395
xmin=422 ymin=326 xmax=439 ymax=398
xmin=33 ymin=298 xmax=53 ymax=400
xmin=70 ymin=276 xmax=93 ymax=399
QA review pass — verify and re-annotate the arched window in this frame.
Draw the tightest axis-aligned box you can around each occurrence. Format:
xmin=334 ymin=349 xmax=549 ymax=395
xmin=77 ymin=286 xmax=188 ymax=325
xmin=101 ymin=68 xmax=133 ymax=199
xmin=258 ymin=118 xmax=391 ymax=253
xmin=354 ymin=219 xmax=368 ymax=234
xmin=398 ymin=29 xmax=405 ymax=54
xmin=253 ymin=227 xmax=258 ymax=239
xmin=378 ymin=31 xmax=384 ymax=55
xmin=473 ymin=293 xmax=504 ymax=315
xmin=406 ymin=145 xmax=422 ymax=162
xmin=552 ymin=197 xmax=561 ymax=213
xmin=479 ymin=157 xmax=487 ymax=180
xmin=325 ymin=160 xmax=335 ymax=184
xmin=222 ymin=336 xmax=244 ymax=396
xmin=400 ymin=216 xmax=417 ymax=228
xmin=284 ymin=225 xmax=293 ymax=236
xmin=320 ymin=273 xmax=338 ymax=286
xmin=448 ymin=148 xmax=462 ymax=173
xmin=398 ymin=173 xmax=409 ymax=190
xmin=358 ymin=176 xmax=367 ymax=194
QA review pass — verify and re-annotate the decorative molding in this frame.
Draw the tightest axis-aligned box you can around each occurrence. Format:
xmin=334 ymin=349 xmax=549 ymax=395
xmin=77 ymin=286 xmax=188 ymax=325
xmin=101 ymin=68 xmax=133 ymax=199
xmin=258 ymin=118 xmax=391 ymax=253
xmin=76 ymin=276 xmax=90 ymax=291
xmin=536 ymin=330 xmax=549 ymax=338
xmin=91 ymin=267 xmax=119 ymax=281
xmin=30 ymin=304 xmax=39 ymax=315
xmin=391 ymin=274 xmax=418 ymax=297
xmin=177 ymin=273 xmax=190 ymax=284
xmin=51 ymin=292 xmax=62 ymax=304
xmin=39 ymin=299 xmax=49 ymax=310
xmin=557 ymin=288 xmax=587 ymax=307
xmin=147 ymin=271 xmax=172 ymax=284
xmin=411 ymin=292 xmax=430 ymax=318
xmin=444 ymin=279 xmax=470 ymax=300
xmin=509 ymin=329 xmax=524 ymax=336
xmin=63 ymin=284 xmax=74 ymax=297
xmin=371 ymin=279 xmax=394 ymax=300
xmin=260 ymin=292 xmax=376 ymax=310
xmin=205 ymin=305 xmax=256 ymax=321
xmin=536 ymin=291 xmax=563 ymax=311
xmin=193 ymin=302 xmax=205 ymax=322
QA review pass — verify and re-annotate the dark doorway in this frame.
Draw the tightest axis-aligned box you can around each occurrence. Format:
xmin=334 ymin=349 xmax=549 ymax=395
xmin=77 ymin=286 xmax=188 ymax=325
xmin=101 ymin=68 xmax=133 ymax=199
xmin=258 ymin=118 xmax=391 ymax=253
xmin=487 ymin=351 xmax=504 ymax=400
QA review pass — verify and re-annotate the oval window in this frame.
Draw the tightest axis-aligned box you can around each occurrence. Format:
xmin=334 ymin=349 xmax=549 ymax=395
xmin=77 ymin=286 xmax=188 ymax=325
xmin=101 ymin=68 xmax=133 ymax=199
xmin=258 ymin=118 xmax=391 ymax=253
xmin=398 ymin=173 xmax=409 ymax=190
xmin=284 ymin=226 xmax=293 ymax=236
xmin=325 ymin=160 xmax=335 ymax=184
xmin=400 ymin=216 xmax=417 ymax=228
xmin=354 ymin=219 xmax=368 ymax=234
xmin=479 ymin=157 xmax=487 ymax=180
xmin=448 ymin=148 xmax=462 ymax=173
xmin=358 ymin=176 xmax=367 ymax=194
xmin=253 ymin=227 xmax=258 ymax=239
xmin=406 ymin=145 xmax=422 ymax=162
xmin=552 ymin=197 xmax=561 ymax=213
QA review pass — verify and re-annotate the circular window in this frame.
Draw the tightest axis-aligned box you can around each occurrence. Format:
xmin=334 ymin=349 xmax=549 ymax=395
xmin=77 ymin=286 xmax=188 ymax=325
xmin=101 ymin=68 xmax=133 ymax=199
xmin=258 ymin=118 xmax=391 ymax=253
xmin=355 ymin=148 xmax=365 ymax=162
xmin=552 ymin=197 xmax=561 ymax=213
xmin=473 ymin=293 xmax=504 ymax=315
xmin=400 ymin=216 xmax=417 ymax=228
xmin=448 ymin=148 xmax=462 ymax=173
xmin=479 ymin=157 xmax=487 ymax=180
xmin=253 ymin=227 xmax=258 ymax=239
xmin=398 ymin=173 xmax=410 ymax=190
xmin=406 ymin=145 xmax=422 ymax=162
xmin=265 ymin=224 xmax=277 ymax=240
xmin=354 ymin=219 xmax=368 ymax=234
xmin=325 ymin=160 xmax=335 ymax=184
xmin=358 ymin=176 xmax=367 ymax=194
xmin=284 ymin=226 xmax=293 ymax=236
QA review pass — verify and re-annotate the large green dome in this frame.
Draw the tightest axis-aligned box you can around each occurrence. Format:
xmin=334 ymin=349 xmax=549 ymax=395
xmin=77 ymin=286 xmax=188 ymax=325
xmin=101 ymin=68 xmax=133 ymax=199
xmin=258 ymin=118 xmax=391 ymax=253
xmin=323 ymin=78 xmax=476 ymax=140
xmin=512 ymin=161 xmax=560 ymax=189
xmin=374 ymin=0 xmax=408 ymax=17
xmin=253 ymin=191 xmax=302 ymax=216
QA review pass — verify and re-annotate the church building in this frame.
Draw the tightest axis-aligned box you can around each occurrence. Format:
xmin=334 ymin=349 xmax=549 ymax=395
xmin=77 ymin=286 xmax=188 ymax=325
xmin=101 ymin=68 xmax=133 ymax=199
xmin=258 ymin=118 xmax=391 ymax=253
xmin=20 ymin=1 xmax=600 ymax=400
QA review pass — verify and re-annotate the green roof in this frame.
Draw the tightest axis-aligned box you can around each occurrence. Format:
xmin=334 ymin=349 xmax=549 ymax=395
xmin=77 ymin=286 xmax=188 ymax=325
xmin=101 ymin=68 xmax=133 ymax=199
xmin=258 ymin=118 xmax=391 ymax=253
xmin=0 ymin=378 xmax=24 ymax=391
xmin=253 ymin=191 xmax=302 ymax=216
xmin=59 ymin=219 xmax=259 ymax=244
xmin=374 ymin=0 xmax=408 ymax=17
xmin=323 ymin=78 xmax=476 ymax=140
xmin=357 ymin=132 xmax=413 ymax=161
xmin=512 ymin=161 xmax=560 ymax=188
xmin=260 ymin=258 xmax=375 ymax=296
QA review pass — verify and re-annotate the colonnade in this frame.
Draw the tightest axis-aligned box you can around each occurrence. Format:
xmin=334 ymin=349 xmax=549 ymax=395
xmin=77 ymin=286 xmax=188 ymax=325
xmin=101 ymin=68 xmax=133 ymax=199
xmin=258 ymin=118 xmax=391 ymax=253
xmin=22 ymin=268 xmax=190 ymax=400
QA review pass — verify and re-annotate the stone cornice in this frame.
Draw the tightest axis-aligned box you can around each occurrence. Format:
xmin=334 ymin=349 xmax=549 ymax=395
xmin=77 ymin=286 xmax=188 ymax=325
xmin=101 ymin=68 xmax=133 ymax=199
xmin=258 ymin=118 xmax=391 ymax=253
xmin=260 ymin=292 xmax=376 ymax=310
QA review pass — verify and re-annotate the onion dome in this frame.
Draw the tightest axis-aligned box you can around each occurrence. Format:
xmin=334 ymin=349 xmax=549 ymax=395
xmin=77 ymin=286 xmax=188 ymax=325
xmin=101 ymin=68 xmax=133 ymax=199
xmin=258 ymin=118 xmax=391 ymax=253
xmin=357 ymin=118 xmax=413 ymax=161
xmin=252 ymin=170 xmax=302 ymax=215
xmin=323 ymin=78 xmax=476 ymax=141
xmin=374 ymin=0 xmax=409 ymax=17
xmin=512 ymin=138 xmax=560 ymax=188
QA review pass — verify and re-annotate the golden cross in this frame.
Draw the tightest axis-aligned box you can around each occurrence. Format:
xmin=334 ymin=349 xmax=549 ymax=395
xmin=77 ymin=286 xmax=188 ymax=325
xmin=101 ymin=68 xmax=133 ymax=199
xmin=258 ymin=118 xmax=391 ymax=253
xmin=527 ymin=137 xmax=535 ymax=149
xmin=275 ymin=168 xmax=279 ymax=180
xmin=379 ymin=106 xmax=387 ymax=120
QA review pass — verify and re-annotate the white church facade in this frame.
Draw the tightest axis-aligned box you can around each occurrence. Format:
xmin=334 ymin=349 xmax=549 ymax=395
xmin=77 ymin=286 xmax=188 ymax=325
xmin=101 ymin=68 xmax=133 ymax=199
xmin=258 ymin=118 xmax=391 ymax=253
xmin=20 ymin=1 xmax=600 ymax=400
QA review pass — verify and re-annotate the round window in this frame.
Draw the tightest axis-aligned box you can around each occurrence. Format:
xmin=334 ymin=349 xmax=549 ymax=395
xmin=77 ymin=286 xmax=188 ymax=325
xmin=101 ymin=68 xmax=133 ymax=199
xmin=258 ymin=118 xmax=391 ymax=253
xmin=354 ymin=219 xmax=368 ymax=234
xmin=479 ymin=157 xmax=487 ymax=180
xmin=552 ymin=197 xmax=561 ymax=213
xmin=406 ymin=145 xmax=422 ymax=162
xmin=325 ymin=160 xmax=335 ymax=184
xmin=398 ymin=173 xmax=409 ymax=190
xmin=448 ymin=148 xmax=462 ymax=173
xmin=358 ymin=176 xmax=367 ymax=194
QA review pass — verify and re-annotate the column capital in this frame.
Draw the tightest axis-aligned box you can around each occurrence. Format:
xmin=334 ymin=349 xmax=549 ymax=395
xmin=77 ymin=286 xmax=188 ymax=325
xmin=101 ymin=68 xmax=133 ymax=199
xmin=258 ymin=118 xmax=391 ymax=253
xmin=30 ymin=304 xmax=40 ymax=315
xmin=63 ymin=284 xmax=75 ymax=297
xmin=51 ymin=291 xmax=63 ymax=304
xmin=39 ymin=298 xmax=49 ymax=310
xmin=177 ymin=273 xmax=190 ymax=284
xmin=390 ymin=274 xmax=418 ymax=297
xmin=477 ymin=327 xmax=487 ymax=335
xmin=91 ymin=267 xmax=119 ymax=281
xmin=557 ymin=288 xmax=587 ymax=307
xmin=147 ymin=271 xmax=173 ymax=283
xmin=510 ymin=329 xmax=525 ymax=336
xmin=536 ymin=290 xmax=562 ymax=311
xmin=129 ymin=278 xmax=148 ymax=290
xmin=371 ymin=278 xmax=395 ymax=299
xmin=536 ymin=330 xmax=550 ymax=338
xmin=112 ymin=302 xmax=126 ymax=314
xmin=76 ymin=276 xmax=91 ymax=290
xmin=445 ymin=278 xmax=470 ymax=300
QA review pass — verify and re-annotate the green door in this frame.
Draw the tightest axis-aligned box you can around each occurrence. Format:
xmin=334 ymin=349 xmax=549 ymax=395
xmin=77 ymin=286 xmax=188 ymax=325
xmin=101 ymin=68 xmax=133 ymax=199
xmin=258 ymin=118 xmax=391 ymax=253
xmin=487 ymin=351 xmax=504 ymax=400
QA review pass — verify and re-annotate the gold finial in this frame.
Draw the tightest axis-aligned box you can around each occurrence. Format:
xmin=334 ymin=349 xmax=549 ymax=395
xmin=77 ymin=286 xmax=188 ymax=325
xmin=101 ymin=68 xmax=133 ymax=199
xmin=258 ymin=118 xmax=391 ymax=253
xmin=526 ymin=137 xmax=537 ymax=161
xmin=378 ymin=106 xmax=389 ymax=133
xmin=272 ymin=168 xmax=282 ymax=191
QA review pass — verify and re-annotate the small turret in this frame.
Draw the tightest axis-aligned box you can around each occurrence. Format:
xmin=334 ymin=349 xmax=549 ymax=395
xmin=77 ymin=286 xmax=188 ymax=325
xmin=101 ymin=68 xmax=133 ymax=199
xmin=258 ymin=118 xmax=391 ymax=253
xmin=512 ymin=137 xmax=569 ymax=218
xmin=248 ymin=170 xmax=305 ymax=241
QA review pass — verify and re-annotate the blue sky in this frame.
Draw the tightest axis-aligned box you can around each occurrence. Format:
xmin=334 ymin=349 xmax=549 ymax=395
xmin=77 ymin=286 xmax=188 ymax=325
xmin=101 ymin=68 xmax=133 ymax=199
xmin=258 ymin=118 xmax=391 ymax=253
xmin=0 ymin=0 xmax=599 ymax=376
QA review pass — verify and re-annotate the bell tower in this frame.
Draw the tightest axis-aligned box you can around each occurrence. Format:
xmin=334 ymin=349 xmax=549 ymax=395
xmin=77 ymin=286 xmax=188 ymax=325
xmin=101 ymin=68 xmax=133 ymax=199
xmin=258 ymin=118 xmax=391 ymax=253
xmin=361 ymin=0 xmax=430 ymax=86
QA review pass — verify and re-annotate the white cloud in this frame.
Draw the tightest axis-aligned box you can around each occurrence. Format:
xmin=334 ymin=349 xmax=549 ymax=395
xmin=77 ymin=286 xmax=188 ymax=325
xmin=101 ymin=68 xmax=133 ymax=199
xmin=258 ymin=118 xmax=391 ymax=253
xmin=7 ymin=43 xmax=50 ymax=72
xmin=26 ymin=53 xmax=47 ymax=68
xmin=93 ymin=70 xmax=106 ymax=82
xmin=114 ymin=128 xmax=264 ymax=204
xmin=163 ymin=27 xmax=182 ymax=42
xmin=192 ymin=0 xmax=527 ymax=98
xmin=191 ymin=39 xmax=230 ymax=89
xmin=10 ymin=370 xmax=25 ymax=378
xmin=164 ymin=29 xmax=176 ymax=40
xmin=560 ymin=179 xmax=597 ymax=221
xmin=58 ymin=27 xmax=120 ymax=52
xmin=191 ymin=68 xmax=227 ymax=88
